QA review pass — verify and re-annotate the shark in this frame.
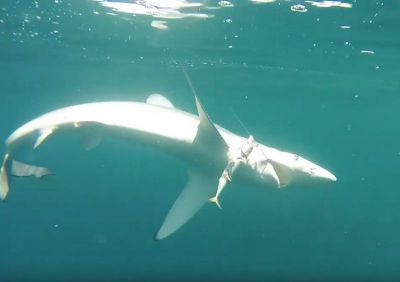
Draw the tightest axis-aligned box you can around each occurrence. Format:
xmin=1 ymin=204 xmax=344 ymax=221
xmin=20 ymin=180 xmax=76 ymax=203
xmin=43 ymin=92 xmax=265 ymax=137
xmin=0 ymin=93 xmax=336 ymax=240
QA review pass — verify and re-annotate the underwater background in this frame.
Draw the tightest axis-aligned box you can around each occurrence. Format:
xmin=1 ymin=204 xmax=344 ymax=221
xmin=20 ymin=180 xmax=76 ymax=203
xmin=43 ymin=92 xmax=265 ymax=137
xmin=0 ymin=0 xmax=399 ymax=281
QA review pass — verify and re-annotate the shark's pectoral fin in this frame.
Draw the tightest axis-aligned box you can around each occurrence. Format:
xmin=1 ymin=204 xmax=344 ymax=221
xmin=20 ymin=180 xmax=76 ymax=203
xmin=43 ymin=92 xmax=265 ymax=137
xmin=155 ymin=168 xmax=217 ymax=240
xmin=193 ymin=94 xmax=228 ymax=153
xmin=270 ymin=160 xmax=293 ymax=188
xmin=154 ymin=91 xmax=230 ymax=240
xmin=11 ymin=160 xmax=53 ymax=178
xmin=263 ymin=162 xmax=281 ymax=187
xmin=0 ymin=154 xmax=10 ymax=200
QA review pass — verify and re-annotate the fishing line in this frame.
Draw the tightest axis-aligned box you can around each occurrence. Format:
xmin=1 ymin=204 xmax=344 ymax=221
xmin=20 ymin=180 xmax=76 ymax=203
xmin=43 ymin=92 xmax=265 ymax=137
xmin=181 ymin=67 xmax=198 ymax=98
xmin=230 ymin=108 xmax=251 ymax=137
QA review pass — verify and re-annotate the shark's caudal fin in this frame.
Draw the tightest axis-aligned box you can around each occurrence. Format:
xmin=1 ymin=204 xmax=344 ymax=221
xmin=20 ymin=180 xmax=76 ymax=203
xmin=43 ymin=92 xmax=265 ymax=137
xmin=10 ymin=160 xmax=53 ymax=178
xmin=155 ymin=86 xmax=229 ymax=239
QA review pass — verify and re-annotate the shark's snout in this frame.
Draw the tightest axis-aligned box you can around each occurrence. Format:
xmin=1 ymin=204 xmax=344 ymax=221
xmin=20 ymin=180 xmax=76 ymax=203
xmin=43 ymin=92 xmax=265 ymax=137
xmin=310 ymin=166 xmax=337 ymax=182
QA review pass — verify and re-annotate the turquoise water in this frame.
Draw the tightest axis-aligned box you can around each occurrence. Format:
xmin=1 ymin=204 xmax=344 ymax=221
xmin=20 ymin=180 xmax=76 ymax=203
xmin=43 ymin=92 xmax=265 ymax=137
xmin=1 ymin=0 xmax=399 ymax=281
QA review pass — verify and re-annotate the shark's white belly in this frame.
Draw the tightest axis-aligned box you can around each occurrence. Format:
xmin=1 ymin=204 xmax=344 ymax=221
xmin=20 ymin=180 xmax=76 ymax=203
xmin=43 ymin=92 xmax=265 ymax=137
xmin=5 ymin=101 xmax=245 ymax=170
xmin=7 ymin=102 xmax=198 ymax=147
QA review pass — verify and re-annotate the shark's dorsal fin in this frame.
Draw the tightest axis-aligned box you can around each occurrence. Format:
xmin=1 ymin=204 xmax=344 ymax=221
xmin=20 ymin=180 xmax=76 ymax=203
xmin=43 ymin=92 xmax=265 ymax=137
xmin=155 ymin=168 xmax=218 ymax=240
xmin=146 ymin=94 xmax=175 ymax=109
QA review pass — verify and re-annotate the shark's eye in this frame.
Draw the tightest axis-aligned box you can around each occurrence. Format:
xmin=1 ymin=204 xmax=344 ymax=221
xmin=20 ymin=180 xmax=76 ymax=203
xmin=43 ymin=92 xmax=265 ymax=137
xmin=293 ymin=154 xmax=299 ymax=161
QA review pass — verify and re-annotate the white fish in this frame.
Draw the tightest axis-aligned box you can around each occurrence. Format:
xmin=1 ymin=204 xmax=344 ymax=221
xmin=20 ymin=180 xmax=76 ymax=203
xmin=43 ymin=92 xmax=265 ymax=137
xmin=209 ymin=135 xmax=257 ymax=209
xmin=0 ymin=94 xmax=336 ymax=240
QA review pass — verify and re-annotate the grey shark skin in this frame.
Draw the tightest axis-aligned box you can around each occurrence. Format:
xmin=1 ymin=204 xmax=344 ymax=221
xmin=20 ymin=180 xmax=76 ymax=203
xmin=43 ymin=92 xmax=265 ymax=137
xmin=0 ymin=94 xmax=336 ymax=240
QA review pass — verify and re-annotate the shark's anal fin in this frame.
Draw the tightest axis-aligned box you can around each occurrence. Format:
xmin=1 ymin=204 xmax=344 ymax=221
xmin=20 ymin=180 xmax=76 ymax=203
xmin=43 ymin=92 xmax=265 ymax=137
xmin=155 ymin=168 xmax=217 ymax=240
xmin=193 ymin=94 xmax=228 ymax=152
xmin=11 ymin=160 xmax=53 ymax=178
xmin=0 ymin=154 xmax=10 ymax=200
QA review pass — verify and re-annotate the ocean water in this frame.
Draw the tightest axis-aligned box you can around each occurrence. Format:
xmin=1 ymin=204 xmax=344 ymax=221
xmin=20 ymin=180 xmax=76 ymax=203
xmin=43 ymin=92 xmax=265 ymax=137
xmin=0 ymin=0 xmax=399 ymax=281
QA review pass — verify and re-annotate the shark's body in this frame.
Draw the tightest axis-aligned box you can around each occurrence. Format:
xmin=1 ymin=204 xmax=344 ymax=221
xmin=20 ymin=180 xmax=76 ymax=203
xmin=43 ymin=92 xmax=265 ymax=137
xmin=0 ymin=94 xmax=336 ymax=240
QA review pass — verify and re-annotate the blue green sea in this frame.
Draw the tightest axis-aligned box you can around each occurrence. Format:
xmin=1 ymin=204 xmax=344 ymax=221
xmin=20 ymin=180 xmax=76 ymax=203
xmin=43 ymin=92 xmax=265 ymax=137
xmin=1 ymin=0 xmax=399 ymax=281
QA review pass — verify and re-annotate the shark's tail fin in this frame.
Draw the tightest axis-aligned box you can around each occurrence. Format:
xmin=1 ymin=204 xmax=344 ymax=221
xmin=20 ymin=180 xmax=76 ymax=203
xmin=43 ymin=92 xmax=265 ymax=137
xmin=10 ymin=159 xmax=53 ymax=179
xmin=209 ymin=196 xmax=222 ymax=209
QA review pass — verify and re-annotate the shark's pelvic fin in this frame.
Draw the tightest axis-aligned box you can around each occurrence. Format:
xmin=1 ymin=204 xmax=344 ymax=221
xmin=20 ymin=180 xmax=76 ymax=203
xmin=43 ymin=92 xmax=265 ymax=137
xmin=146 ymin=94 xmax=175 ymax=109
xmin=11 ymin=160 xmax=53 ymax=178
xmin=0 ymin=154 xmax=10 ymax=200
xmin=155 ymin=168 xmax=218 ymax=240
xmin=81 ymin=132 xmax=102 ymax=151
